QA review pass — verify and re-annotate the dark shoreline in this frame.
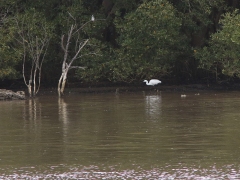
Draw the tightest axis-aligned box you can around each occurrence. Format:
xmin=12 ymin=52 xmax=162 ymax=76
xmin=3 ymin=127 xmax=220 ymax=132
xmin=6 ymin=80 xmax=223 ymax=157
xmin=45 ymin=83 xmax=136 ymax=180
xmin=34 ymin=83 xmax=240 ymax=96
xmin=2 ymin=82 xmax=240 ymax=97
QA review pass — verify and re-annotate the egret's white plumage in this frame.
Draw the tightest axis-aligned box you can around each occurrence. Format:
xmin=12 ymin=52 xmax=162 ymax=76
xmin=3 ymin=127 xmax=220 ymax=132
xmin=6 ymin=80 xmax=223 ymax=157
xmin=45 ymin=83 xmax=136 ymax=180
xmin=91 ymin=15 xmax=95 ymax=21
xmin=143 ymin=79 xmax=161 ymax=86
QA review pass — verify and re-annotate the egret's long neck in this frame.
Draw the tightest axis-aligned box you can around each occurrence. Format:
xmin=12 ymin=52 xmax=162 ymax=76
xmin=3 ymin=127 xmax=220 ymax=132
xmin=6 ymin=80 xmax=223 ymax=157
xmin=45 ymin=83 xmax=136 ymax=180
xmin=146 ymin=81 xmax=149 ymax=85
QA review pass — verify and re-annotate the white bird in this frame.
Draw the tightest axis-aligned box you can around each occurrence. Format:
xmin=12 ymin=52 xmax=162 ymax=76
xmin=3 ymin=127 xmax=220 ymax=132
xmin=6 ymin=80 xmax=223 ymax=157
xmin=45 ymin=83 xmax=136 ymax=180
xmin=181 ymin=94 xmax=187 ymax=98
xmin=143 ymin=79 xmax=161 ymax=86
xmin=91 ymin=15 xmax=95 ymax=21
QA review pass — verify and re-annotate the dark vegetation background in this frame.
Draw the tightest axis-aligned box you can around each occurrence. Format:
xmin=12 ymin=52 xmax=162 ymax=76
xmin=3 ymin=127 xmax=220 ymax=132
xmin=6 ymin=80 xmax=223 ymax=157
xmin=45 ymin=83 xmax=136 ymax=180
xmin=1 ymin=0 xmax=240 ymax=89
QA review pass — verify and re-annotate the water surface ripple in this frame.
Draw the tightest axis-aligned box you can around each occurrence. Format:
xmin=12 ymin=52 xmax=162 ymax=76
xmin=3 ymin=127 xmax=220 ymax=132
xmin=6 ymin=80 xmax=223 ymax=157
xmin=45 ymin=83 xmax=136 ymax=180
xmin=0 ymin=91 xmax=240 ymax=179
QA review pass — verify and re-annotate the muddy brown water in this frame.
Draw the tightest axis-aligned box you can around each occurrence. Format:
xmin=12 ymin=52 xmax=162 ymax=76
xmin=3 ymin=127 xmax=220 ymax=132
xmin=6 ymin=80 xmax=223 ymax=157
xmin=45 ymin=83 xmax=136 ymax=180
xmin=0 ymin=91 xmax=240 ymax=179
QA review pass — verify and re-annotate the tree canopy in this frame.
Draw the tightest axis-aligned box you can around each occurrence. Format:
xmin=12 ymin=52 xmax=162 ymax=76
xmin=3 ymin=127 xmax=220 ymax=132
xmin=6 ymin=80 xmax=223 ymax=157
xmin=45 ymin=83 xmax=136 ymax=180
xmin=0 ymin=0 xmax=240 ymax=87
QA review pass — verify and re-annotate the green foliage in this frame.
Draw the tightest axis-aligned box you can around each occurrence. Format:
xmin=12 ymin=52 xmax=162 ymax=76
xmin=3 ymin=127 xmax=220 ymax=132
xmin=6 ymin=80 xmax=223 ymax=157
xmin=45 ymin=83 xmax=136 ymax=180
xmin=196 ymin=10 xmax=240 ymax=77
xmin=77 ymin=0 xmax=186 ymax=83
xmin=110 ymin=0 xmax=188 ymax=82
xmin=0 ymin=0 xmax=239 ymax=85
xmin=75 ymin=39 xmax=111 ymax=82
xmin=16 ymin=9 xmax=54 ymax=49
xmin=0 ymin=40 xmax=21 ymax=79
xmin=0 ymin=2 xmax=21 ymax=80
xmin=170 ymin=0 xmax=227 ymax=30
xmin=14 ymin=9 xmax=54 ymax=85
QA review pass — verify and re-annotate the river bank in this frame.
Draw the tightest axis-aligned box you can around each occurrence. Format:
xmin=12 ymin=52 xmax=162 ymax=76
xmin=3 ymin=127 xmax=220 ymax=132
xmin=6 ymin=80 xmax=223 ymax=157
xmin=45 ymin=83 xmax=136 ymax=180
xmin=2 ymin=80 xmax=240 ymax=98
xmin=34 ymin=83 xmax=240 ymax=96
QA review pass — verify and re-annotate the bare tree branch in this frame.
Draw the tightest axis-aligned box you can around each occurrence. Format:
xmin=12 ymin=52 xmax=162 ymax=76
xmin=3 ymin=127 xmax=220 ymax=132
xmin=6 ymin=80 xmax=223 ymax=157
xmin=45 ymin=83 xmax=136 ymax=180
xmin=76 ymin=52 xmax=102 ymax=59
xmin=58 ymin=13 xmax=105 ymax=96
xmin=15 ymin=12 xmax=52 ymax=97
xmin=72 ymin=20 xmax=92 ymax=35
xmin=61 ymin=35 xmax=67 ymax=52
xmin=69 ymin=66 xmax=86 ymax=70
xmin=67 ymin=11 xmax=76 ymax=21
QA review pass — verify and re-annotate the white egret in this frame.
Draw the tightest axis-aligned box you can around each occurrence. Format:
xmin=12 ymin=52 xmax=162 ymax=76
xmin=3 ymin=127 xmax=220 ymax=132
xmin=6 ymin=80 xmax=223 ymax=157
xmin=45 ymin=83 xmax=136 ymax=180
xmin=91 ymin=15 xmax=95 ymax=21
xmin=143 ymin=79 xmax=161 ymax=86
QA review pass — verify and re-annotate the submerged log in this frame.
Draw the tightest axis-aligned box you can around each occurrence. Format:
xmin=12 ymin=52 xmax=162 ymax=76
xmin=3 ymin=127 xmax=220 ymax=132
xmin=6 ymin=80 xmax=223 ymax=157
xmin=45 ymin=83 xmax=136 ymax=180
xmin=0 ymin=89 xmax=26 ymax=100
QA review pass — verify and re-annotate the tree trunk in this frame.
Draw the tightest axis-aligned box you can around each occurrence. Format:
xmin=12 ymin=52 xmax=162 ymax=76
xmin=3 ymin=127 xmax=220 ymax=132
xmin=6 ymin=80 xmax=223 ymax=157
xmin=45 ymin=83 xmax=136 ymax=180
xmin=27 ymin=84 xmax=32 ymax=98
xmin=58 ymin=70 xmax=68 ymax=97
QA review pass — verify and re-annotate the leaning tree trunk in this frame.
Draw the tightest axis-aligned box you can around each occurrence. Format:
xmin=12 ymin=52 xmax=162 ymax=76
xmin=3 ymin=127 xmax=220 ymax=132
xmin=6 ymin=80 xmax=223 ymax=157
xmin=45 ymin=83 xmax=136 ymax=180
xmin=58 ymin=13 xmax=95 ymax=97
xmin=58 ymin=69 xmax=69 ymax=97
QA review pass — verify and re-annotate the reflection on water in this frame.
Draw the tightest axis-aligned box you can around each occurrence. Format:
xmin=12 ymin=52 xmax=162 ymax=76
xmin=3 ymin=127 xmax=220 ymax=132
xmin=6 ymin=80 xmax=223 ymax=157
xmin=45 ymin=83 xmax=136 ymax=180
xmin=145 ymin=95 xmax=162 ymax=120
xmin=23 ymin=98 xmax=42 ymax=125
xmin=1 ymin=92 xmax=240 ymax=178
xmin=58 ymin=98 xmax=68 ymax=124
